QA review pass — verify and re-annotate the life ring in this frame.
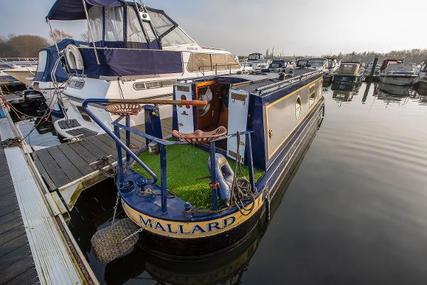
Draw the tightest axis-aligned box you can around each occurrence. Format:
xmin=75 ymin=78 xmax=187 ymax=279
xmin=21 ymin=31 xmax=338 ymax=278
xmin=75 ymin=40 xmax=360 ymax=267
xmin=64 ymin=44 xmax=84 ymax=71
xmin=208 ymin=153 xmax=234 ymax=203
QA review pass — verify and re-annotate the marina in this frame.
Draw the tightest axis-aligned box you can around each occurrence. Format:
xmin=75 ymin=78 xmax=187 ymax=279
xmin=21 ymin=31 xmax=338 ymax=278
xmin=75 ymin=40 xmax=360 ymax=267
xmin=1 ymin=0 xmax=427 ymax=284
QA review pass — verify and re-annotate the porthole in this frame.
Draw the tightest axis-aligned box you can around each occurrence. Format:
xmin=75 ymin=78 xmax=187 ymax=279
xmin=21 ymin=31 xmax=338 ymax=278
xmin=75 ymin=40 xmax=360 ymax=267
xmin=295 ymin=97 xmax=302 ymax=119
xmin=309 ymin=92 xmax=316 ymax=107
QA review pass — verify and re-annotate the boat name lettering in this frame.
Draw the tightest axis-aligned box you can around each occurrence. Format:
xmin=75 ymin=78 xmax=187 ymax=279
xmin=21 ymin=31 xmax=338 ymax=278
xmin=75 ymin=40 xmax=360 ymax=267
xmin=139 ymin=216 xmax=236 ymax=234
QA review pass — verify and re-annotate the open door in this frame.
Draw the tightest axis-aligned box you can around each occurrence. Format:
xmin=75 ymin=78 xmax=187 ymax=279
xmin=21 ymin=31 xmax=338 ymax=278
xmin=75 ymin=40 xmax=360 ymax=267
xmin=227 ymin=89 xmax=250 ymax=163
xmin=175 ymin=83 xmax=194 ymax=133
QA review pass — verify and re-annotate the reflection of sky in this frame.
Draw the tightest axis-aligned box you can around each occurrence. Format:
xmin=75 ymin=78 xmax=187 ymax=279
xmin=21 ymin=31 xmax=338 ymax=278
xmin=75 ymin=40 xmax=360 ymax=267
xmin=1 ymin=0 xmax=427 ymax=55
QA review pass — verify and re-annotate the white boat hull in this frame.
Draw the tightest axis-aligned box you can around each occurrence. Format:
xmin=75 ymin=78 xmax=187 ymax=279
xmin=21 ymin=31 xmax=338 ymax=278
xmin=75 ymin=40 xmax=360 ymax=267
xmin=379 ymin=75 xmax=415 ymax=86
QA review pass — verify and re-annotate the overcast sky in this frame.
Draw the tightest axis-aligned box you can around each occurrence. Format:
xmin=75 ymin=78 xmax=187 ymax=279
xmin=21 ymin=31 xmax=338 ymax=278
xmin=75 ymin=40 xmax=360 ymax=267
xmin=1 ymin=0 xmax=426 ymax=56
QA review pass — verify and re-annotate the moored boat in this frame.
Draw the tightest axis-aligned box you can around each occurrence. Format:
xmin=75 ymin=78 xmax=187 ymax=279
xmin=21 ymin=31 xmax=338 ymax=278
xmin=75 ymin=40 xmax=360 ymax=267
xmin=379 ymin=60 xmax=418 ymax=86
xmin=332 ymin=61 xmax=363 ymax=90
xmin=44 ymin=0 xmax=241 ymax=139
xmin=414 ymin=61 xmax=427 ymax=95
xmin=83 ymin=69 xmax=325 ymax=256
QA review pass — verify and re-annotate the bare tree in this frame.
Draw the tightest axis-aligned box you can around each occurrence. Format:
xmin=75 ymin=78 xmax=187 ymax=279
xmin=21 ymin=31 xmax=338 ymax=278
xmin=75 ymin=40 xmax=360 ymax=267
xmin=49 ymin=29 xmax=73 ymax=43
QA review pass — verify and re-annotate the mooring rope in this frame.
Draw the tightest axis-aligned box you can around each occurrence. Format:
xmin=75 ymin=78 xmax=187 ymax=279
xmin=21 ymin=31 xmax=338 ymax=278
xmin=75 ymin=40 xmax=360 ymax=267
xmin=230 ymin=132 xmax=256 ymax=216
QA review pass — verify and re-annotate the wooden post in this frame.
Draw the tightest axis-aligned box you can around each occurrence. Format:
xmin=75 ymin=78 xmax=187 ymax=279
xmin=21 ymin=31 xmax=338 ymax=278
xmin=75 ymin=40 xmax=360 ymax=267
xmin=369 ymin=57 xmax=379 ymax=79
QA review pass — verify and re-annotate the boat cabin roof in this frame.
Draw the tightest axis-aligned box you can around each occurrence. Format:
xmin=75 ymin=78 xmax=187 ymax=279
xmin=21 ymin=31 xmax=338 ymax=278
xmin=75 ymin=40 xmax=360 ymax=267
xmin=190 ymin=68 xmax=320 ymax=96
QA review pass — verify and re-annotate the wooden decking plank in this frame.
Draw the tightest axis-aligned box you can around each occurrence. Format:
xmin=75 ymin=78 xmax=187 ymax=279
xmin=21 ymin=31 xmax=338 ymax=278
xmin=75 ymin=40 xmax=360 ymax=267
xmin=0 ymin=245 xmax=36 ymax=285
xmin=67 ymin=141 xmax=98 ymax=164
xmin=3 ymin=265 xmax=38 ymax=285
xmin=57 ymin=144 xmax=93 ymax=175
xmin=30 ymin=153 xmax=56 ymax=191
xmin=79 ymin=136 xmax=110 ymax=159
xmin=90 ymin=135 xmax=115 ymax=154
xmin=46 ymin=147 xmax=83 ymax=181
xmin=0 ymin=233 xmax=29 ymax=258
xmin=32 ymin=149 xmax=70 ymax=187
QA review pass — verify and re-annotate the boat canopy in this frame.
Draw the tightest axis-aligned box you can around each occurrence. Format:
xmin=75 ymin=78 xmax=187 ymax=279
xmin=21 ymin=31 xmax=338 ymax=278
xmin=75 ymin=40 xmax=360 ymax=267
xmin=33 ymin=39 xmax=84 ymax=83
xmin=47 ymin=0 xmax=195 ymax=49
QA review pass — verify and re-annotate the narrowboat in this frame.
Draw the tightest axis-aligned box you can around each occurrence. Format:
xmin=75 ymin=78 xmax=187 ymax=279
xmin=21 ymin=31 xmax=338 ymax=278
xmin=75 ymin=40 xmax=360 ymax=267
xmin=332 ymin=61 xmax=363 ymax=90
xmin=83 ymin=69 xmax=325 ymax=255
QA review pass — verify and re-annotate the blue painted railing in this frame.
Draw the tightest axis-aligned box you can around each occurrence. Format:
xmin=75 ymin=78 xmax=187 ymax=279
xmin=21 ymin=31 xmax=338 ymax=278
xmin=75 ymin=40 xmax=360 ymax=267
xmin=82 ymin=98 xmax=256 ymax=213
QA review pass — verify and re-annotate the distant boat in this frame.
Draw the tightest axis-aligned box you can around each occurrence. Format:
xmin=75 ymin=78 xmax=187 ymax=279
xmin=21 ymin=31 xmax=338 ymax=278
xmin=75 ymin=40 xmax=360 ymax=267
xmin=414 ymin=60 xmax=427 ymax=95
xmin=332 ymin=62 xmax=363 ymax=90
xmin=379 ymin=59 xmax=418 ymax=86
xmin=3 ymin=64 xmax=37 ymax=86
xmin=378 ymin=82 xmax=411 ymax=97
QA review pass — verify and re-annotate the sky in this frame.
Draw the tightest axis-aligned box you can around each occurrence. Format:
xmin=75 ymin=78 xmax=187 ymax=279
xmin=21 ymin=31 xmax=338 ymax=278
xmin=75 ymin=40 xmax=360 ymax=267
xmin=1 ymin=0 xmax=426 ymax=56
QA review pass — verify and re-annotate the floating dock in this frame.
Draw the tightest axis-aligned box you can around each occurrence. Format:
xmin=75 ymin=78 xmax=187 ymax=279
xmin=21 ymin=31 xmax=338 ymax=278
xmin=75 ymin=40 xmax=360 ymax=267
xmin=0 ymin=107 xmax=99 ymax=284
xmin=32 ymin=118 xmax=172 ymax=212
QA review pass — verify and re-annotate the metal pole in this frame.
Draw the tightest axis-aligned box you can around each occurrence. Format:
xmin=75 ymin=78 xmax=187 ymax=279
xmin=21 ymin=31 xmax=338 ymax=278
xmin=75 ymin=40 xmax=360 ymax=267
xmin=246 ymin=133 xmax=256 ymax=192
xmin=47 ymin=19 xmax=61 ymax=55
xmin=160 ymin=145 xmax=167 ymax=212
xmin=82 ymin=0 xmax=100 ymax=65
xmin=114 ymin=124 xmax=124 ymax=186
xmin=210 ymin=142 xmax=218 ymax=210
xmin=125 ymin=116 xmax=131 ymax=166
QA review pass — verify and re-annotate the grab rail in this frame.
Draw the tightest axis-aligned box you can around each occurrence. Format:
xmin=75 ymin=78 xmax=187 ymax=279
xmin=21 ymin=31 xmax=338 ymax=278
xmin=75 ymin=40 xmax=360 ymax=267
xmin=82 ymin=99 xmax=158 ymax=186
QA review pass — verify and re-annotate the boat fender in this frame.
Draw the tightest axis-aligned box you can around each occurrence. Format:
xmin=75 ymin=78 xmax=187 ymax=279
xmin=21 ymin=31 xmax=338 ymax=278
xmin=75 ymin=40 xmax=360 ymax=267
xmin=208 ymin=153 xmax=234 ymax=202
xmin=64 ymin=44 xmax=84 ymax=72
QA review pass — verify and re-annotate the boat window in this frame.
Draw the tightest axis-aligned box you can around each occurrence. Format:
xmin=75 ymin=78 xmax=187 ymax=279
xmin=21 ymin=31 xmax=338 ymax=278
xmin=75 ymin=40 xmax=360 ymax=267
xmin=161 ymin=27 xmax=194 ymax=47
xmin=142 ymin=21 xmax=157 ymax=42
xmin=309 ymin=91 xmax=316 ymax=107
xmin=133 ymin=79 xmax=177 ymax=90
xmin=211 ymin=54 xmax=240 ymax=71
xmin=127 ymin=7 xmax=147 ymax=44
xmin=188 ymin=53 xmax=212 ymax=72
xmin=309 ymin=60 xmax=326 ymax=68
xmin=88 ymin=6 xmax=103 ymax=41
xmin=148 ymin=9 xmax=175 ymax=37
xmin=36 ymin=51 xmax=47 ymax=73
xmin=188 ymin=53 xmax=239 ymax=72
xmin=105 ymin=7 xmax=124 ymax=42
xmin=295 ymin=97 xmax=302 ymax=119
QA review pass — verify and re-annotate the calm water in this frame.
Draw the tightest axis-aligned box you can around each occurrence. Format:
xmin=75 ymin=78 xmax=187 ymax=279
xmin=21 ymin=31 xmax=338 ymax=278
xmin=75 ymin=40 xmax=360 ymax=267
xmin=70 ymin=83 xmax=427 ymax=285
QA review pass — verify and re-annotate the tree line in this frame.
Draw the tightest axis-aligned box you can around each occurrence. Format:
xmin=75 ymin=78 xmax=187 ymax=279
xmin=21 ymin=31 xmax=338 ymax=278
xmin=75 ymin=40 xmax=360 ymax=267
xmin=0 ymin=30 xmax=73 ymax=58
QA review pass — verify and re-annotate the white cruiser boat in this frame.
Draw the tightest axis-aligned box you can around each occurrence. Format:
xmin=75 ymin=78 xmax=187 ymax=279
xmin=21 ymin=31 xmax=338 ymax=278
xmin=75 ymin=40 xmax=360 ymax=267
xmin=44 ymin=0 xmax=241 ymax=139
xmin=379 ymin=60 xmax=418 ymax=86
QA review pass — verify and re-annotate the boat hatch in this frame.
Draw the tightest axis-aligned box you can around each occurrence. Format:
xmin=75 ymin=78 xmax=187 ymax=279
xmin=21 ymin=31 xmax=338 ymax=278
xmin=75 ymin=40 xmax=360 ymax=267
xmin=174 ymin=79 xmax=249 ymax=162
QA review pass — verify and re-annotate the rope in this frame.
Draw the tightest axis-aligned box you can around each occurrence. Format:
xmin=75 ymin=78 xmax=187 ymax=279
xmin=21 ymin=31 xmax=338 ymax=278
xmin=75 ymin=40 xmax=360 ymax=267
xmin=230 ymin=132 xmax=256 ymax=216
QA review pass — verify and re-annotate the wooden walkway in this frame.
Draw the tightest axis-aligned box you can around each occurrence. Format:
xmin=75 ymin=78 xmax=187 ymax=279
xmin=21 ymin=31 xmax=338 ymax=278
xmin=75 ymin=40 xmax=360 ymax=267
xmin=0 ymin=145 xmax=38 ymax=284
xmin=32 ymin=118 xmax=172 ymax=212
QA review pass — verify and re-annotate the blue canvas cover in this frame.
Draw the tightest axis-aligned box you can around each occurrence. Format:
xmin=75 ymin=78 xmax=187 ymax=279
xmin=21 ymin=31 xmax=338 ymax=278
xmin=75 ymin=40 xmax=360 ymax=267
xmin=79 ymin=47 xmax=183 ymax=78
xmin=47 ymin=0 xmax=124 ymax=20
xmin=33 ymin=39 xmax=85 ymax=83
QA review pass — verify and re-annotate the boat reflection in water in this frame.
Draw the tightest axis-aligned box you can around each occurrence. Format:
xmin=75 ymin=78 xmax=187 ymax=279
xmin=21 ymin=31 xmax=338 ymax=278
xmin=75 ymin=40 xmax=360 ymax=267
xmin=332 ymin=90 xmax=355 ymax=102
xmin=378 ymin=82 xmax=412 ymax=97
xmin=69 ymin=111 xmax=323 ymax=284
xmin=331 ymin=81 xmax=362 ymax=102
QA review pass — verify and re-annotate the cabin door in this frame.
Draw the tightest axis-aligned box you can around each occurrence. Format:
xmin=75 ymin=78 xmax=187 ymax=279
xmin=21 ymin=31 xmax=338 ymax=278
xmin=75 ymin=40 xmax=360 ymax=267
xmin=175 ymin=84 xmax=194 ymax=133
xmin=227 ymin=89 xmax=250 ymax=163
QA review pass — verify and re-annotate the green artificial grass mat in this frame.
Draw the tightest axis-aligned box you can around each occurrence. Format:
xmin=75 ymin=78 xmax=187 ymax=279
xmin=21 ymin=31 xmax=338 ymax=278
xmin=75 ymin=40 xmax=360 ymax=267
xmin=134 ymin=144 xmax=264 ymax=208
